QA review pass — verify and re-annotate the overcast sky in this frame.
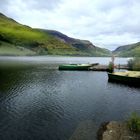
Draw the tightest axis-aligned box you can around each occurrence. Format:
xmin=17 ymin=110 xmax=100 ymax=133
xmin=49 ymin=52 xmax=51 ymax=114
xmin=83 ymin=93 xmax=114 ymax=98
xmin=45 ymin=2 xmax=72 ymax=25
xmin=0 ymin=0 xmax=140 ymax=50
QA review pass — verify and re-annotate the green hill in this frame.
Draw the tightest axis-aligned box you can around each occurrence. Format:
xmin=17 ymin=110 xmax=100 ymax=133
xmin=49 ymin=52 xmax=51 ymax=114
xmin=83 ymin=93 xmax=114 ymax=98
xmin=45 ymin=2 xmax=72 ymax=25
xmin=113 ymin=42 xmax=140 ymax=57
xmin=40 ymin=29 xmax=111 ymax=56
xmin=0 ymin=13 xmax=111 ymax=56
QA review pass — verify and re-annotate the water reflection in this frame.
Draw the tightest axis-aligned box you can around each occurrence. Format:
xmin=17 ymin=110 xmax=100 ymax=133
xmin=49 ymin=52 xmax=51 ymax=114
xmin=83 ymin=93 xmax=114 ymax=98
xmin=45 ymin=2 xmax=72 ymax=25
xmin=108 ymin=80 xmax=140 ymax=89
xmin=0 ymin=57 xmax=139 ymax=140
xmin=0 ymin=67 xmax=66 ymax=140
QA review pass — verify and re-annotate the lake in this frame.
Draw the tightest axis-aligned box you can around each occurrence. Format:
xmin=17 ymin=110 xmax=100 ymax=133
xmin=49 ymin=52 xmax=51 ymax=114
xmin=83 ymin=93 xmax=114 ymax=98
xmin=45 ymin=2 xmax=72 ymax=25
xmin=0 ymin=56 xmax=139 ymax=140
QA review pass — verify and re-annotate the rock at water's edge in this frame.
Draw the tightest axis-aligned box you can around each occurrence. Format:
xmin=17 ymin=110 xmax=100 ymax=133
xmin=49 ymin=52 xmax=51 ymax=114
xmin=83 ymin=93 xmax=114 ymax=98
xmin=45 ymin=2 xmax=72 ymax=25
xmin=97 ymin=121 xmax=140 ymax=140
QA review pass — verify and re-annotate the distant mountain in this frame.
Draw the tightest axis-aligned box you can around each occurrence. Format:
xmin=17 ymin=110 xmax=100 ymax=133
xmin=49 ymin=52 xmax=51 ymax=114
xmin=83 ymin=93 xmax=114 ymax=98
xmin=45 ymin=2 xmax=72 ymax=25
xmin=113 ymin=42 xmax=140 ymax=57
xmin=42 ymin=30 xmax=96 ymax=49
xmin=40 ymin=29 xmax=111 ymax=56
xmin=0 ymin=13 xmax=111 ymax=56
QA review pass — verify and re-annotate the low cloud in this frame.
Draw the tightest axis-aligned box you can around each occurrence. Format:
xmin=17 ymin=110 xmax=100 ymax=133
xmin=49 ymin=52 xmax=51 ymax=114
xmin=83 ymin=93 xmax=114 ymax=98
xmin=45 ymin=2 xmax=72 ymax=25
xmin=0 ymin=0 xmax=140 ymax=50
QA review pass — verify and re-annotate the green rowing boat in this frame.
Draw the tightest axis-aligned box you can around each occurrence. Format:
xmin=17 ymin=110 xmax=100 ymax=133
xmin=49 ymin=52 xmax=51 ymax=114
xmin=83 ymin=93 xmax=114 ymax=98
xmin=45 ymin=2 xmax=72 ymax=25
xmin=108 ymin=71 xmax=140 ymax=85
xmin=59 ymin=63 xmax=97 ymax=70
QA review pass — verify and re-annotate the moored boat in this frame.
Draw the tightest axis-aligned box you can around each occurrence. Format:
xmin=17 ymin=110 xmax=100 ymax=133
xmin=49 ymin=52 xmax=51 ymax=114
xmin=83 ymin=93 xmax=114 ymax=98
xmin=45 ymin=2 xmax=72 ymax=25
xmin=59 ymin=63 xmax=98 ymax=70
xmin=108 ymin=71 xmax=140 ymax=85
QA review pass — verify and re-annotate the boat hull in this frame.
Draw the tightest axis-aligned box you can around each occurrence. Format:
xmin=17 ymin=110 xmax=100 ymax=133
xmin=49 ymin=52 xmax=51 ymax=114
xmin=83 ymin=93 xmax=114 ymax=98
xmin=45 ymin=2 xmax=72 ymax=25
xmin=108 ymin=73 xmax=140 ymax=86
xmin=59 ymin=64 xmax=92 ymax=70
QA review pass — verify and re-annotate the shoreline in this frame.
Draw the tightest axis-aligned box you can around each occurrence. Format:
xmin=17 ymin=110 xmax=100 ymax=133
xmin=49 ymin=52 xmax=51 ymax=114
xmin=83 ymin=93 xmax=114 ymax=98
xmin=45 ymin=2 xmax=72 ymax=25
xmin=97 ymin=121 xmax=140 ymax=140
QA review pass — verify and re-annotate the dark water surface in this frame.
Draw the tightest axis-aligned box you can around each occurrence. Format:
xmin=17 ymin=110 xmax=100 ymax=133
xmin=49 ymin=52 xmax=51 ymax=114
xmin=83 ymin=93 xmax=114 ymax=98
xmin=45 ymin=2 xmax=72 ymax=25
xmin=0 ymin=57 xmax=139 ymax=140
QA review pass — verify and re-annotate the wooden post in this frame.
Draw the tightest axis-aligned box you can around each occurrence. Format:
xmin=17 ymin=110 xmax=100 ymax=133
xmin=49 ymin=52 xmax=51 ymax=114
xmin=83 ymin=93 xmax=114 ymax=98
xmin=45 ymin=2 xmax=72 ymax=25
xmin=111 ymin=55 xmax=115 ymax=66
xmin=111 ymin=55 xmax=115 ymax=72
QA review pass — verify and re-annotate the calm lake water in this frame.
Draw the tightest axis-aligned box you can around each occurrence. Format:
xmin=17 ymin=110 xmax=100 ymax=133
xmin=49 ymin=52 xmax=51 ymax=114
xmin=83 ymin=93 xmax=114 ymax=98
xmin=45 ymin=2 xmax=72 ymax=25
xmin=0 ymin=56 xmax=139 ymax=140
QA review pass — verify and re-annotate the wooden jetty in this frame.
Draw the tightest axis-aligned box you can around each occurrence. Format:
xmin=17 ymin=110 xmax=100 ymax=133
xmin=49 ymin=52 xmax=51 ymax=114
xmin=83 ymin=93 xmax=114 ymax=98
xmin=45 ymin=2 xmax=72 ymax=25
xmin=58 ymin=63 xmax=128 ymax=71
xmin=89 ymin=65 xmax=108 ymax=71
xmin=116 ymin=64 xmax=129 ymax=69
xmin=89 ymin=64 xmax=128 ymax=71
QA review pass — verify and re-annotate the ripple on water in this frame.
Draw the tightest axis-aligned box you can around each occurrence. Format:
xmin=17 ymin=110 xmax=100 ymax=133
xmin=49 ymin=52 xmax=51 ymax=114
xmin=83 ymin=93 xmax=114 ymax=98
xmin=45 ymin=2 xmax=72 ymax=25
xmin=0 ymin=64 xmax=140 ymax=140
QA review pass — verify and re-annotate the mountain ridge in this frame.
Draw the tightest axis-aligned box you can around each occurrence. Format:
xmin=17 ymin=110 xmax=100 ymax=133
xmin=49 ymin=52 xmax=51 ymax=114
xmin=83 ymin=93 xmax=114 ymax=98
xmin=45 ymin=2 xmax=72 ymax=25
xmin=38 ymin=29 xmax=111 ymax=56
xmin=113 ymin=42 xmax=140 ymax=57
xmin=39 ymin=29 xmax=97 ymax=51
xmin=0 ymin=12 xmax=111 ymax=56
